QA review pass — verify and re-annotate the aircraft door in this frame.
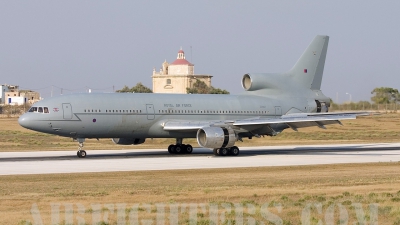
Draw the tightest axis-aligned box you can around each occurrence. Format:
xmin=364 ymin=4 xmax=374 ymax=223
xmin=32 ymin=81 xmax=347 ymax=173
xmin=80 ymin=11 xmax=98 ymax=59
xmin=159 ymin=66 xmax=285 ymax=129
xmin=275 ymin=106 xmax=282 ymax=118
xmin=62 ymin=103 xmax=73 ymax=120
xmin=146 ymin=104 xmax=155 ymax=120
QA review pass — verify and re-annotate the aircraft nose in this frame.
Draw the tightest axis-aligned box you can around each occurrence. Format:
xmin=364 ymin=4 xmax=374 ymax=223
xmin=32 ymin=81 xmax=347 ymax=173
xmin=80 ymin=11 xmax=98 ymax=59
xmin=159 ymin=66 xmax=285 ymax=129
xmin=18 ymin=114 xmax=31 ymax=129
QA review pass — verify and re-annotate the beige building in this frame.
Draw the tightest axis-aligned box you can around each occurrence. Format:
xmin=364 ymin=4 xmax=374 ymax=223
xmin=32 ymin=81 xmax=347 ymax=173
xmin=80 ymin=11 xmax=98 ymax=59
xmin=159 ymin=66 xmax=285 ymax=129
xmin=1 ymin=84 xmax=40 ymax=105
xmin=20 ymin=91 xmax=41 ymax=104
xmin=152 ymin=49 xmax=212 ymax=93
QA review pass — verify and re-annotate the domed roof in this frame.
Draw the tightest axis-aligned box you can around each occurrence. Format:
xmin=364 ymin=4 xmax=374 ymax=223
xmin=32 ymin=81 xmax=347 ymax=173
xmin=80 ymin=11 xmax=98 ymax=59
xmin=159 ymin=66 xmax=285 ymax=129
xmin=171 ymin=48 xmax=193 ymax=65
xmin=171 ymin=58 xmax=193 ymax=65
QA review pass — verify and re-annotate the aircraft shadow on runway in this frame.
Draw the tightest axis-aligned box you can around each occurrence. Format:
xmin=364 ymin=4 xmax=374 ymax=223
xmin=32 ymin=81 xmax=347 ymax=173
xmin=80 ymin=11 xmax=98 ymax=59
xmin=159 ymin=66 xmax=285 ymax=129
xmin=1 ymin=145 xmax=399 ymax=162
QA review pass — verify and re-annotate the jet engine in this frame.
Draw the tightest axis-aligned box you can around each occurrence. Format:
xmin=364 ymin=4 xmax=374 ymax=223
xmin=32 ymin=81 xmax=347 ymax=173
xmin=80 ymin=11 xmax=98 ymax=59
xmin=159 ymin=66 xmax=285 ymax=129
xmin=242 ymin=73 xmax=281 ymax=91
xmin=112 ymin=138 xmax=146 ymax=145
xmin=196 ymin=127 xmax=236 ymax=149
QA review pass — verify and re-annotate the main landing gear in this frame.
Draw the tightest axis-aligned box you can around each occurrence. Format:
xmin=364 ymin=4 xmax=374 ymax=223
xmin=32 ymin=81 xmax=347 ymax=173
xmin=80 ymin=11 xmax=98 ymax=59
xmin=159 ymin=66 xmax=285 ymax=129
xmin=213 ymin=146 xmax=240 ymax=156
xmin=168 ymin=138 xmax=193 ymax=154
xmin=75 ymin=138 xmax=87 ymax=158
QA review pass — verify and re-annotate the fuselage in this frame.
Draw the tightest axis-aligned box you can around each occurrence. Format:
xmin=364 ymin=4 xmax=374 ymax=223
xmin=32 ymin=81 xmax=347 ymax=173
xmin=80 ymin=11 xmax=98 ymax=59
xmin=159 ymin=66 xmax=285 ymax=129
xmin=18 ymin=89 xmax=328 ymax=140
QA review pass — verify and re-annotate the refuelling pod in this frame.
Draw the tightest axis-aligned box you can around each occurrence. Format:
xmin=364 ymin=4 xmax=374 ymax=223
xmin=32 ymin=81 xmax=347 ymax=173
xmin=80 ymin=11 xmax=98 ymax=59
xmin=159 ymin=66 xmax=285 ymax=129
xmin=112 ymin=138 xmax=146 ymax=145
xmin=196 ymin=127 xmax=236 ymax=149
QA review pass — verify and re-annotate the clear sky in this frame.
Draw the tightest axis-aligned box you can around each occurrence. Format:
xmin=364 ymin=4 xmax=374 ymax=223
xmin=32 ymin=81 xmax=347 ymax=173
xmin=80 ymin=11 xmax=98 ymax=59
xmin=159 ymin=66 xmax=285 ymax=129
xmin=1 ymin=1 xmax=399 ymax=102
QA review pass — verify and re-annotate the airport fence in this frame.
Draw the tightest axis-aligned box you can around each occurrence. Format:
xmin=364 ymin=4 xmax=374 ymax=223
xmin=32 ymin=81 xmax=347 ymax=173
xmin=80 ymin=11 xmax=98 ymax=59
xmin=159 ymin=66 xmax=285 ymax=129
xmin=330 ymin=102 xmax=399 ymax=113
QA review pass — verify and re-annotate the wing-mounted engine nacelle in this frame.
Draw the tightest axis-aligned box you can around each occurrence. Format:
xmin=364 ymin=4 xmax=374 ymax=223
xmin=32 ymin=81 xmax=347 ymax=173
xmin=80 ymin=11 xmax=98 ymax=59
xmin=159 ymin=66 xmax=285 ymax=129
xmin=197 ymin=127 xmax=236 ymax=149
xmin=112 ymin=138 xmax=146 ymax=145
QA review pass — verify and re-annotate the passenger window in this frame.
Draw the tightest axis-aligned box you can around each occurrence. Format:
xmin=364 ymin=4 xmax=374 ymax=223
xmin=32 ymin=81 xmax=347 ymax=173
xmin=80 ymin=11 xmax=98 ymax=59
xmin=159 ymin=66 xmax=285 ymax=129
xmin=38 ymin=107 xmax=43 ymax=113
xmin=44 ymin=107 xmax=49 ymax=113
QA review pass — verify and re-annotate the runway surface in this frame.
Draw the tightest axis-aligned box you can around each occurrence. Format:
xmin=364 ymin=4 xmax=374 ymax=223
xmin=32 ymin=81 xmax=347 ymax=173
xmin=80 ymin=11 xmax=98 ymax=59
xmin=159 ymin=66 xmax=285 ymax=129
xmin=1 ymin=143 xmax=400 ymax=175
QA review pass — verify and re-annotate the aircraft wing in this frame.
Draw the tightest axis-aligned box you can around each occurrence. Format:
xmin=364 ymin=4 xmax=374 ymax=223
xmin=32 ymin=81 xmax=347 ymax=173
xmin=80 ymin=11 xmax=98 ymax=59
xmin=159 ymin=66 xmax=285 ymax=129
xmin=163 ymin=120 xmax=234 ymax=131
xmin=162 ymin=112 xmax=369 ymax=131
xmin=232 ymin=112 xmax=363 ymax=130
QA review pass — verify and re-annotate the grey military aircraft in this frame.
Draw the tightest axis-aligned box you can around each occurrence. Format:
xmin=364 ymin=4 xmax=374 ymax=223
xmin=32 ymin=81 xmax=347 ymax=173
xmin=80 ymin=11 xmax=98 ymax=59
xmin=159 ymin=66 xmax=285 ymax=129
xmin=18 ymin=35 xmax=362 ymax=158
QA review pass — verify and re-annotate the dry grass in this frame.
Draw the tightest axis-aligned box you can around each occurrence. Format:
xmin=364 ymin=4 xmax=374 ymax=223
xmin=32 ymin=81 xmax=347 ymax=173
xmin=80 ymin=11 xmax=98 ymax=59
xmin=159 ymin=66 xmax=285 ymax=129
xmin=1 ymin=114 xmax=400 ymax=224
xmin=1 ymin=113 xmax=400 ymax=152
xmin=1 ymin=163 xmax=400 ymax=224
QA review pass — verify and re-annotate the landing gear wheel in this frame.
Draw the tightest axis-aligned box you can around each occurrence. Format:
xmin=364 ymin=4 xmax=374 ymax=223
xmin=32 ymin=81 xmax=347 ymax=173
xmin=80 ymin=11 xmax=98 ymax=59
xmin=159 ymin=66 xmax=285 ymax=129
xmin=77 ymin=150 xmax=87 ymax=158
xmin=170 ymin=145 xmax=176 ymax=154
xmin=230 ymin=146 xmax=240 ymax=156
xmin=213 ymin=149 xmax=219 ymax=156
xmin=168 ymin=145 xmax=174 ymax=154
xmin=184 ymin=145 xmax=193 ymax=154
xmin=175 ymin=145 xmax=182 ymax=154
xmin=220 ymin=148 xmax=228 ymax=156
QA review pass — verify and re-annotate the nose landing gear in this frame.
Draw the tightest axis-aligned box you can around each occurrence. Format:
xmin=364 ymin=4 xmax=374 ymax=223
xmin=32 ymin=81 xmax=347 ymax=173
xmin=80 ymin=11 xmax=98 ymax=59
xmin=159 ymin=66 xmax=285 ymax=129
xmin=75 ymin=138 xmax=86 ymax=158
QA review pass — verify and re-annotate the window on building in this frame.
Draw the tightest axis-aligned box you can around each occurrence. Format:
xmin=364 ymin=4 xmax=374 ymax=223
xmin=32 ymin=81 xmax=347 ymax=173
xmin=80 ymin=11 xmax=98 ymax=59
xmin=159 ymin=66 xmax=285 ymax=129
xmin=166 ymin=79 xmax=171 ymax=85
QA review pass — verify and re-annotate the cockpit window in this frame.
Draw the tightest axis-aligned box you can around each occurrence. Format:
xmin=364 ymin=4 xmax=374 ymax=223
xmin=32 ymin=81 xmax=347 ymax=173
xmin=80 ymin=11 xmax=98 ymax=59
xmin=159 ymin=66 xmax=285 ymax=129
xmin=28 ymin=106 xmax=50 ymax=113
xmin=28 ymin=107 xmax=38 ymax=112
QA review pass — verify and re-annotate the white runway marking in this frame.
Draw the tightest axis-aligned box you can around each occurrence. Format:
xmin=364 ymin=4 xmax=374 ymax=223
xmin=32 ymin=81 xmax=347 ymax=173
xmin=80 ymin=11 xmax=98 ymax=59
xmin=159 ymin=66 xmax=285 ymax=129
xmin=0 ymin=143 xmax=399 ymax=175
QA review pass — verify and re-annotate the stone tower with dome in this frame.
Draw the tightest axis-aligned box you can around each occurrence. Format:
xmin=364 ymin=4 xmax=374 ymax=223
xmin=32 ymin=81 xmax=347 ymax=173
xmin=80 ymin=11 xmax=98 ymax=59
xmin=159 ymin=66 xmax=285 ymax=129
xmin=152 ymin=49 xmax=212 ymax=93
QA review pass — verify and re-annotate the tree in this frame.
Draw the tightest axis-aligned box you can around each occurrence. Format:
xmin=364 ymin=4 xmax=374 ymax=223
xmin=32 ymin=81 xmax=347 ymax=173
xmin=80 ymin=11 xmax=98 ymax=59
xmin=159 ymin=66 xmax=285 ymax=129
xmin=186 ymin=79 xmax=229 ymax=94
xmin=116 ymin=85 xmax=131 ymax=93
xmin=209 ymin=87 xmax=230 ymax=94
xmin=370 ymin=87 xmax=399 ymax=104
xmin=116 ymin=83 xmax=153 ymax=93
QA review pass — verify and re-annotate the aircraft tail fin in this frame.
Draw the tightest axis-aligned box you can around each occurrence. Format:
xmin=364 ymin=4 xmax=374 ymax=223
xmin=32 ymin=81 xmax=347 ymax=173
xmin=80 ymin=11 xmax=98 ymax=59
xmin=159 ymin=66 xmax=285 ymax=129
xmin=288 ymin=35 xmax=329 ymax=90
